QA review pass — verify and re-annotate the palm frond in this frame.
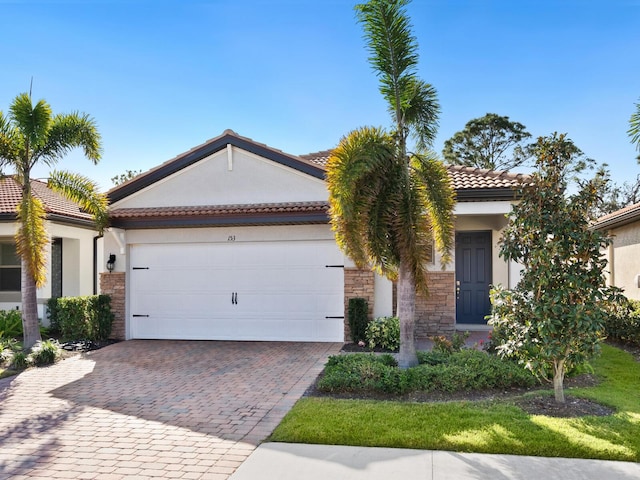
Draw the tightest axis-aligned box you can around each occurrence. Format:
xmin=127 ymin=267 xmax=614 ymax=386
xmin=355 ymin=0 xmax=418 ymax=129
xmin=15 ymin=194 xmax=48 ymax=287
xmin=411 ymin=152 xmax=456 ymax=267
xmin=629 ymin=99 xmax=640 ymax=152
xmin=404 ymin=79 xmax=440 ymax=150
xmin=34 ymin=112 xmax=102 ymax=167
xmin=327 ymin=127 xmax=400 ymax=270
xmin=9 ymin=93 xmax=52 ymax=155
xmin=48 ymin=170 xmax=109 ymax=233
xmin=0 ymin=111 xmax=22 ymax=168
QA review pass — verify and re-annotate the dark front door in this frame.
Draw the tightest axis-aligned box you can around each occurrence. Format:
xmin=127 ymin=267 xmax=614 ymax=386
xmin=455 ymin=231 xmax=492 ymax=325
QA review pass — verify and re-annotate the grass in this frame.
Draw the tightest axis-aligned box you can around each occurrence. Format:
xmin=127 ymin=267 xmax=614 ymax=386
xmin=269 ymin=344 xmax=640 ymax=461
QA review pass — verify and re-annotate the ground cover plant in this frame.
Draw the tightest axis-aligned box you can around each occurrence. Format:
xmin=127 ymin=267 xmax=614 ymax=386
xmin=270 ymin=344 xmax=640 ymax=461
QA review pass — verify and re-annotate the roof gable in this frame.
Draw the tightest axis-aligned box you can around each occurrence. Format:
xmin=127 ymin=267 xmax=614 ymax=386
xmin=108 ymin=130 xmax=325 ymax=204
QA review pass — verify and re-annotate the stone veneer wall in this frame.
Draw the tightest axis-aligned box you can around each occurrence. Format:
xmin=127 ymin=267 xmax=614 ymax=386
xmin=100 ymin=272 xmax=126 ymax=340
xmin=343 ymin=267 xmax=375 ymax=342
xmin=415 ymin=271 xmax=456 ymax=338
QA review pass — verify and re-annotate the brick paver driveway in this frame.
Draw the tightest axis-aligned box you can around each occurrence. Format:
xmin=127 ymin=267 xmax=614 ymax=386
xmin=0 ymin=340 xmax=341 ymax=479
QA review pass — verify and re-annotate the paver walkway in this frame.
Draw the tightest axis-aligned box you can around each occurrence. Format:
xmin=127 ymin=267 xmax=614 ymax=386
xmin=0 ymin=340 xmax=341 ymax=479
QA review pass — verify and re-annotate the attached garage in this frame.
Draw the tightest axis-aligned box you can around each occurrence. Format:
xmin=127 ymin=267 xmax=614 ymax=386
xmin=102 ymin=130 xmax=352 ymax=342
xmin=129 ymin=239 xmax=344 ymax=341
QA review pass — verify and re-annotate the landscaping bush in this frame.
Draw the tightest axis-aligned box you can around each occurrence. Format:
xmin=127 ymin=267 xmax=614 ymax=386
xmin=365 ymin=316 xmax=400 ymax=351
xmin=430 ymin=331 xmax=469 ymax=354
xmin=348 ymin=298 xmax=369 ymax=343
xmin=0 ymin=309 xmax=23 ymax=339
xmin=29 ymin=339 xmax=60 ymax=366
xmin=604 ymin=297 xmax=640 ymax=347
xmin=49 ymin=295 xmax=114 ymax=341
xmin=317 ymin=349 xmax=537 ymax=395
xmin=11 ymin=351 xmax=28 ymax=369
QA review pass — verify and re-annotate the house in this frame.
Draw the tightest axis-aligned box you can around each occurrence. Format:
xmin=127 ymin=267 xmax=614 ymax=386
xmin=0 ymin=177 xmax=101 ymax=322
xmin=101 ymin=130 xmax=527 ymax=342
xmin=594 ymin=202 xmax=640 ymax=301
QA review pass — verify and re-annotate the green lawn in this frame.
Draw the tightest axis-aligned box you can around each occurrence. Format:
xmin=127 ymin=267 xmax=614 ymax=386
xmin=269 ymin=344 xmax=640 ymax=461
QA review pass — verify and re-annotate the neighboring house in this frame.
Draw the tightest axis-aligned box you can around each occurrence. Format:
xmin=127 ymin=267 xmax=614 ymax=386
xmin=0 ymin=177 xmax=101 ymax=322
xmin=594 ymin=202 xmax=640 ymax=301
xmin=101 ymin=130 xmax=527 ymax=342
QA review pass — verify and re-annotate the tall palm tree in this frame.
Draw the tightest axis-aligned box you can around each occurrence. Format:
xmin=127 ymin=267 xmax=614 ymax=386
xmin=327 ymin=0 xmax=455 ymax=368
xmin=0 ymin=92 xmax=108 ymax=351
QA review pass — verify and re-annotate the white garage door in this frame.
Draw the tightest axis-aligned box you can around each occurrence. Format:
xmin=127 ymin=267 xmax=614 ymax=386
xmin=129 ymin=240 xmax=344 ymax=341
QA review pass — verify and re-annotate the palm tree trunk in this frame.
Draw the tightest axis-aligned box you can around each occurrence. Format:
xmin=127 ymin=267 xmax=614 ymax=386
xmin=21 ymin=258 xmax=41 ymax=351
xmin=397 ymin=259 xmax=418 ymax=368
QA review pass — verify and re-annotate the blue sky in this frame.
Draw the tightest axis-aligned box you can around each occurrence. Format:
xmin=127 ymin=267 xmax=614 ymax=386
xmin=1 ymin=0 xmax=639 ymax=191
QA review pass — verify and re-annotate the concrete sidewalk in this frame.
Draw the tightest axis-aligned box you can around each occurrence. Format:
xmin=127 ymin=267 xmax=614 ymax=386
xmin=230 ymin=443 xmax=640 ymax=480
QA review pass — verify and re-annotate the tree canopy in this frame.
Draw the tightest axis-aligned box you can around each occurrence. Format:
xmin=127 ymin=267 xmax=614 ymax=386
xmin=0 ymin=92 xmax=107 ymax=350
xmin=488 ymin=133 xmax=621 ymax=403
xmin=442 ymin=113 xmax=532 ymax=171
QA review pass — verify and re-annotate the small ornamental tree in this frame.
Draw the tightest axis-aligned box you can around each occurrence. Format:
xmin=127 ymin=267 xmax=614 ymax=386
xmin=488 ymin=133 xmax=623 ymax=403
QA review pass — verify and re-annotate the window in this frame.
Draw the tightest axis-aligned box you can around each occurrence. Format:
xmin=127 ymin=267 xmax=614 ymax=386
xmin=0 ymin=243 xmax=21 ymax=292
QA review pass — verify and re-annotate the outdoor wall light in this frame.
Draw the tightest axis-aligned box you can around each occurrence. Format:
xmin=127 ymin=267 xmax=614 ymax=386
xmin=106 ymin=254 xmax=116 ymax=272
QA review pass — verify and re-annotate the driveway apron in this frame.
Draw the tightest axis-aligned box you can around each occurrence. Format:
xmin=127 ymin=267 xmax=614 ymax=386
xmin=0 ymin=340 xmax=341 ymax=480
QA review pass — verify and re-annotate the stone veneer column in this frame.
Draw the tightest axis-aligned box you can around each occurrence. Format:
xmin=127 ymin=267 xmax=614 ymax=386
xmin=343 ymin=267 xmax=375 ymax=342
xmin=100 ymin=272 xmax=126 ymax=340
xmin=414 ymin=271 xmax=456 ymax=338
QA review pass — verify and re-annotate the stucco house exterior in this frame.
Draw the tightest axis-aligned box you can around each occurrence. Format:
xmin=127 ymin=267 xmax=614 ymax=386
xmin=594 ymin=202 xmax=640 ymax=301
xmin=100 ymin=130 xmax=527 ymax=342
xmin=0 ymin=177 xmax=102 ymax=322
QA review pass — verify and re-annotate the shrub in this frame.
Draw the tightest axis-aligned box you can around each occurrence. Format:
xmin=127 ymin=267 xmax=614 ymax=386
xmin=431 ymin=331 xmax=469 ymax=354
xmin=49 ymin=295 xmax=114 ymax=341
xmin=348 ymin=298 xmax=369 ymax=343
xmin=29 ymin=339 xmax=60 ymax=366
xmin=0 ymin=309 xmax=23 ymax=339
xmin=11 ymin=351 xmax=28 ymax=369
xmin=365 ymin=316 xmax=400 ymax=351
xmin=319 ymin=354 xmax=407 ymax=394
xmin=318 ymin=350 xmax=537 ymax=395
xmin=604 ymin=297 xmax=640 ymax=347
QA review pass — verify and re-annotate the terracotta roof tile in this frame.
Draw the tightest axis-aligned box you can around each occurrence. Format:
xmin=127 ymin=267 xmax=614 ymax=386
xmin=0 ymin=177 xmax=93 ymax=222
xmin=298 ymin=151 xmax=530 ymax=191
xmin=109 ymin=201 xmax=329 ymax=219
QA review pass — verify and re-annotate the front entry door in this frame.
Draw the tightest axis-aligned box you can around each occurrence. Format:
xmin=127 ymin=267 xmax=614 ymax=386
xmin=455 ymin=231 xmax=492 ymax=325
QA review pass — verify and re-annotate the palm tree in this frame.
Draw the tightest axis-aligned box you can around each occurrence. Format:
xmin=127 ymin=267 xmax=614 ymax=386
xmin=630 ymin=98 xmax=640 ymax=162
xmin=327 ymin=0 xmax=455 ymax=368
xmin=0 ymin=92 xmax=108 ymax=351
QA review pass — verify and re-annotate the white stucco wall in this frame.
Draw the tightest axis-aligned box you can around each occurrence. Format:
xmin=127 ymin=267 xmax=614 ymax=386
xmin=111 ymin=147 xmax=329 ymax=210
xmin=0 ymin=221 xmax=98 ymax=323
xmin=606 ymin=223 xmax=640 ymax=300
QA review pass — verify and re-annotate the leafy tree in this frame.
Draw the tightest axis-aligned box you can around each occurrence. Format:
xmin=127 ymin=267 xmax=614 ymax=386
xmin=111 ymin=169 xmax=142 ymax=186
xmin=0 ymin=92 xmax=108 ymax=351
xmin=442 ymin=113 xmax=532 ymax=171
xmin=488 ymin=133 xmax=622 ymax=403
xmin=630 ymin=99 xmax=640 ymax=163
xmin=327 ymin=0 xmax=455 ymax=368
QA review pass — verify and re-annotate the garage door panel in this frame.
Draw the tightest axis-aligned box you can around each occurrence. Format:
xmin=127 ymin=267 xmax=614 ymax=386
xmin=130 ymin=240 xmax=344 ymax=342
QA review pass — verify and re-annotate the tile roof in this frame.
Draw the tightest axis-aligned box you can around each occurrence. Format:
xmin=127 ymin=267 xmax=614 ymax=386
xmin=107 ymin=131 xmax=531 ymax=227
xmin=299 ymin=151 xmax=530 ymax=194
xmin=593 ymin=201 xmax=640 ymax=230
xmin=0 ymin=177 xmax=94 ymax=223
xmin=108 ymin=201 xmax=330 ymax=228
